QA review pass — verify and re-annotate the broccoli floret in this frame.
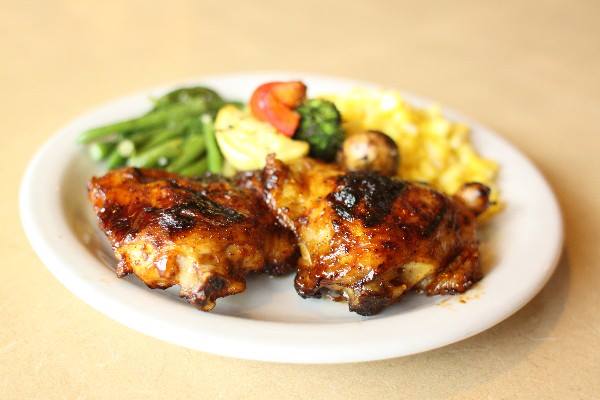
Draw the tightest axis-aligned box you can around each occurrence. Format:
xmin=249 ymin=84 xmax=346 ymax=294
xmin=294 ymin=99 xmax=345 ymax=162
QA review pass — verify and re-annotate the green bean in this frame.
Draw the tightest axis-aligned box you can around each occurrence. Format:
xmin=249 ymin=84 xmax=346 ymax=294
xmin=77 ymin=100 xmax=208 ymax=144
xmin=114 ymin=127 xmax=165 ymax=157
xmin=116 ymin=140 xmax=136 ymax=157
xmin=166 ymin=128 xmax=206 ymax=172
xmin=127 ymin=138 xmax=183 ymax=168
xmin=153 ymin=87 xmax=223 ymax=114
xmin=126 ymin=128 xmax=159 ymax=145
xmin=88 ymin=142 xmax=114 ymax=161
xmin=203 ymin=117 xmax=223 ymax=173
xmin=105 ymin=148 xmax=126 ymax=169
xmin=139 ymin=123 xmax=187 ymax=152
xmin=179 ymin=158 xmax=208 ymax=177
xmin=157 ymin=156 xmax=169 ymax=167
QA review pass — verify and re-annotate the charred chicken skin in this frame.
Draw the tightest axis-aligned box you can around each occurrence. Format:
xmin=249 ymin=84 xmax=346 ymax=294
xmin=88 ymin=167 xmax=298 ymax=311
xmin=260 ymin=156 xmax=490 ymax=316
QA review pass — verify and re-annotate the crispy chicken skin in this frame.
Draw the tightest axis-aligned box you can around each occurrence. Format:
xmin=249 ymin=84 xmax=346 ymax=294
xmin=261 ymin=156 xmax=490 ymax=316
xmin=88 ymin=167 xmax=298 ymax=311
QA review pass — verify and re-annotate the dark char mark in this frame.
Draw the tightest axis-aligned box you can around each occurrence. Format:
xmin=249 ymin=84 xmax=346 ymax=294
xmin=156 ymin=192 xmax=245 ymax=234
xmin=327 ymin=171 xmax=406 ymax=227
xmin=421 ymin=201 xmax=448 ymax=237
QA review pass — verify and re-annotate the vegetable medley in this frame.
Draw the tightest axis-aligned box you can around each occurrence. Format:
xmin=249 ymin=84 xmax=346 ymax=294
xmin=78 ymin=80 xmax=500 ymax=216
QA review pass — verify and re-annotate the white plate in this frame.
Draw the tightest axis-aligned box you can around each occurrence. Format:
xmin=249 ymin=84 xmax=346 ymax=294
xmin=20 ymin=72 xmax=563 ymax=363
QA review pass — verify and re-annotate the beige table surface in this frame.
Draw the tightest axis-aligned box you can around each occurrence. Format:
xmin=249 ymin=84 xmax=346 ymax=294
xmin=2 ymin=1 xmax=600 ymax=398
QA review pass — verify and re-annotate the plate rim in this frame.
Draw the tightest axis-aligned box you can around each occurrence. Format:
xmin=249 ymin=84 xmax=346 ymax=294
xmin=19 ymin=71 xmax=564 ymax=363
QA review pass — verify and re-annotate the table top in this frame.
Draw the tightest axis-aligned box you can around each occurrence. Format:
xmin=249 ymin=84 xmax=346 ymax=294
xmin=2 ymin=1 xmax=599 ymax=398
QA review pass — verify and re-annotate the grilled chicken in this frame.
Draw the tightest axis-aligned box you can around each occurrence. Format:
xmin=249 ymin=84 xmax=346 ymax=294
xmin=260 ymin=156 xmax=490 ymax=315
xmin=88 ymin=167 xmax=298 ymax=311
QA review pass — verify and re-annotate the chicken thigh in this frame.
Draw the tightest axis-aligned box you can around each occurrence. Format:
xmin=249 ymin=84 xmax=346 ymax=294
xmin=89 ymin=167 xmax=298 ymax=311
xmin=260 ymin=156 xmax=489 ymax=315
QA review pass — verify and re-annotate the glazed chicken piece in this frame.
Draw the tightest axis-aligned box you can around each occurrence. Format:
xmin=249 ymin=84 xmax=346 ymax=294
xmin=261 ymin=157 xmax=490 ymax=316
xmin=88 ymin=168 xmax=298 ymax=311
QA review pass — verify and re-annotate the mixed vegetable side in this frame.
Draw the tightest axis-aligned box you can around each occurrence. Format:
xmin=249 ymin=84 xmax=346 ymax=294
xmin=77 ymin=80 xmax=399 ymax=177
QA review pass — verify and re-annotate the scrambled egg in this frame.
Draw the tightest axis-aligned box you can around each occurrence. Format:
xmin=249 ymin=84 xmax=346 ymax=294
xmin=215 ymin=105 xmax=309 ymax=171
xmin=324 ymin=88 xmax=501 ymax=216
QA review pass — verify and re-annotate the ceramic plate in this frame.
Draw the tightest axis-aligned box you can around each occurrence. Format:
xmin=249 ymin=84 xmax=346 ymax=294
xmin=20 ymin=72 xmax=563 ymax=363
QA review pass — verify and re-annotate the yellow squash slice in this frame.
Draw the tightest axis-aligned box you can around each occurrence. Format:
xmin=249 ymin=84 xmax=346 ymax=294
xmin=215 ymin=105 xmax=309 ymax=171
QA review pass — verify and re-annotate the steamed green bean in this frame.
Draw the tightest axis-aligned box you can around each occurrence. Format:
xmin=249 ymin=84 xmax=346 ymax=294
xmin=105 ymin=148 xmax=127 ymax=169
xmin=128 ymin=138 xmax=183 ymax=168
xmin=78 ymin=86 xmax=230 ymax=174
xmin=202 ymin=117 xmax=223 ymax=173
xmin=77 ymin=100 xmax=208 ymax=144
xmin=179 ymin=158 xmax=208 ymax=177
xmin=166 ymin=121 xmax=206 ymax=172
xmin=88 ymin=142 xmax=114 ymax=161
